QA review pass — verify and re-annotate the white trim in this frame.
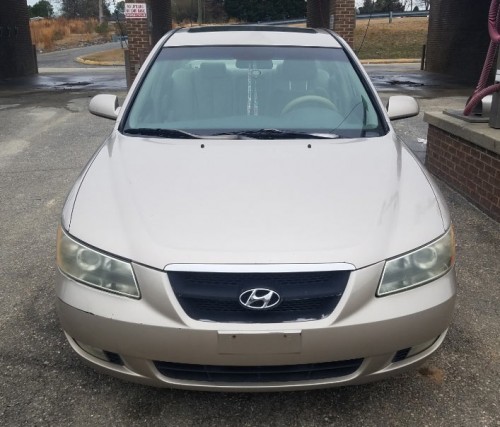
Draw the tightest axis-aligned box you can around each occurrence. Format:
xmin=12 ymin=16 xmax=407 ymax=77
xmin=164 ymin=263 xmax=355 ymax=273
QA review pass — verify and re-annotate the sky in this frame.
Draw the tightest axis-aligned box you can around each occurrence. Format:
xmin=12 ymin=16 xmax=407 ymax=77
xmin=26 ymin=0 xmax=366 ymax=7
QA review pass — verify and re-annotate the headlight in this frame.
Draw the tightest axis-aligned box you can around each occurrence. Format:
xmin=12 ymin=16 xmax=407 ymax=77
xmin=56 ymin=227 xmax=140 ymax=298
xmin=377 ymin=227 xmax=455 ymax=296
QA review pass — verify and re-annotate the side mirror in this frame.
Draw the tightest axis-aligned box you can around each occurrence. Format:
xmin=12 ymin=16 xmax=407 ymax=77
xmin=89 ymin=94 xmax=120 ymax=120
xmin=386 ymin=95 xmax=419 ymax=121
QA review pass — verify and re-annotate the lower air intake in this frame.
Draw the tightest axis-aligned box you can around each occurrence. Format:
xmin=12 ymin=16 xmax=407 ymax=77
xmin=154 ymin=359 xmax=363 ymax=383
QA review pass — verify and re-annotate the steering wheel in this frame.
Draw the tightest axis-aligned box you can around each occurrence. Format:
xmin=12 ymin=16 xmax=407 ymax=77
xmin=281 ymin=95 xmax=338 ymax=115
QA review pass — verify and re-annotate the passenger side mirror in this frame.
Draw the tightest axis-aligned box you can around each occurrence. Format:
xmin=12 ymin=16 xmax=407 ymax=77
xmin=387 ymin=95 xmax=419 ymax=121
xmin=89 ymin=94 xmax=120 ymax=120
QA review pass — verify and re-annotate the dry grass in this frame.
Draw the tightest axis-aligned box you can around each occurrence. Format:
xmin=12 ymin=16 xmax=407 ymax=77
xmin=30 ymin=18 xmax=107 ymax=51
xmin=354 ymin=17 xmax=429 ymax=59
xmin=80 ymin=48 xmax=125 ymax=64
xmin=78 ymin=17 xmax=429 ymax=64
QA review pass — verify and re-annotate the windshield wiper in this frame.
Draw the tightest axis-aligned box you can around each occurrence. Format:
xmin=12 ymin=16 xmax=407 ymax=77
xmin=217 ymin=129 xmax=339 ymax=140
xmin=124 ymin=128 xmax=202 ymax=139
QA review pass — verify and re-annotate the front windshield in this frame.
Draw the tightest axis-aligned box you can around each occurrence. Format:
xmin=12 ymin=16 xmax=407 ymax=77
xmin=123 ymin=45 xmax=385 ymax=138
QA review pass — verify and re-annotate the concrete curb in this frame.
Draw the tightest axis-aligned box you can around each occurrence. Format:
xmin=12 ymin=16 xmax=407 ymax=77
xmin=360 ymin=58 xmax=421 ymax=64
xmin=75 ymin=56 xmax=124 ymax=66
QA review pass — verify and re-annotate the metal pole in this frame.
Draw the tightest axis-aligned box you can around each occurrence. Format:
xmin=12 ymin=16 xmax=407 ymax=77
xmin=489 ymin=53 xmax=500 ymax=128
xmin=421 ymin=44 xmax=426 ymax=70
xmin=198 ymin=0 xmax=203 ymax=24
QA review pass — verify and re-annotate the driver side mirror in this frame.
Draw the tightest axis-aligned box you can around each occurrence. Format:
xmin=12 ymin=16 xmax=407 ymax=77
xmin=386 ymin=95 xmax=419 ymax=121
xmin=89 ymin=94 xmax=121 ymax=120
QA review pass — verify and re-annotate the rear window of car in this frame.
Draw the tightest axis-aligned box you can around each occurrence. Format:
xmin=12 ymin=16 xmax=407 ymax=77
xmin=123 ymin=45 xmax=385 ymax=138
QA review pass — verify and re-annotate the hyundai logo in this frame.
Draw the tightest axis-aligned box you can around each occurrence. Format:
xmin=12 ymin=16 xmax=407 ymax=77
xmin=239 ymin=288 xmax=281 ymax=310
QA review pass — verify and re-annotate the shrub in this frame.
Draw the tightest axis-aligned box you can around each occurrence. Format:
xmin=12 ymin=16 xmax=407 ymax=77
xmin=30 ymin=17 xmax=99 ymax=51
xmin=95 ymin=22 xmax=109 ymax=34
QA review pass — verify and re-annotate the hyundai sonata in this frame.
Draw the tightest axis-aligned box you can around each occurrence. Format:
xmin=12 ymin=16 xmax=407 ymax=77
xmin=56 ymin=26 xmax=457 ymax=391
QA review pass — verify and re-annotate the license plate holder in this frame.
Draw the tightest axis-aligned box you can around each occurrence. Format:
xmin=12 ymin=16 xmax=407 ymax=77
xmin=217 ymin=331 xmax=302 ymax=354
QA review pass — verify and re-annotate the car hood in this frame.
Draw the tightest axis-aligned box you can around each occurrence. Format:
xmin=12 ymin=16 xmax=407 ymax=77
xmin=67 ymin=132 xmax=445 ymax=270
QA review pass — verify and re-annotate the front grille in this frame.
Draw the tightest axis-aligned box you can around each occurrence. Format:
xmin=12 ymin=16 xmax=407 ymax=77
xmin=154 ymin=359 xmax=363 ymax=383
xmin=167 ymin=270 xmax=350 ymax=323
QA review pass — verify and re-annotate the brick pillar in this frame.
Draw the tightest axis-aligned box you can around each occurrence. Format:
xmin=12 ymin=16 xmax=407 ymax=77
xmin=330 ymin=0 xmax=355 ymax=47
xmin=307 ymin=0 xmax=329 ymax=28
xmin=151 ymin=0 xmax=172 ymax=45
xmin=125 ymin=0 xmax=152 ymax=85
xmin=307 ymin=0 xmax=355 ymax=48
xmin=426 ymin=0 xmax=490 ymax=84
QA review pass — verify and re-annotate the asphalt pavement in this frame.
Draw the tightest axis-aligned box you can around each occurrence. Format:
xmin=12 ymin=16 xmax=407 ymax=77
xmin=0 ymin=54 xmax=499 ymax=426
xmin=36 ymin=42 xmax=125 ymax=68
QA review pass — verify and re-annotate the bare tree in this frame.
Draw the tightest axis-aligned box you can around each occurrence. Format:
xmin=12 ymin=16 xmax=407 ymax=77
xmin=420 ymin=0 xmax=430 ymax=10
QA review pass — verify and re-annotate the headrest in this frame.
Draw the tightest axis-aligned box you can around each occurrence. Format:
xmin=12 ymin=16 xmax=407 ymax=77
xmin=281 ymin=60 xmax=317 ymax=81
xmin=199 ymin=62 xmax=227 ymax=77
xmin=235 ymin=60 xmax=274 ymax=70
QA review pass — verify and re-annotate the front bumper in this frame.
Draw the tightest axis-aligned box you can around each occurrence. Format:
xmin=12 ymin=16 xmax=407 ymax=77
xmin=56 ymin=262 xmax=457 ymax=391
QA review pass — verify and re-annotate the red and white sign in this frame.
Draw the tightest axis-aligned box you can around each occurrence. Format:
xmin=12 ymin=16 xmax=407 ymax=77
xmin=125 ymin=3 xmax=147 ymax=19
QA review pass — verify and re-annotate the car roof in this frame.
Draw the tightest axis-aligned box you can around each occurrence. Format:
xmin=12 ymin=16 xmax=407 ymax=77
xmin=165 ymin=26 xmax=342 ymax=48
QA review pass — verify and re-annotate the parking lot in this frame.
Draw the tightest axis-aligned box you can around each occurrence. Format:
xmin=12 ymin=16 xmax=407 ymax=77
xmin=0 ymin=63 xmax=499 ymax=426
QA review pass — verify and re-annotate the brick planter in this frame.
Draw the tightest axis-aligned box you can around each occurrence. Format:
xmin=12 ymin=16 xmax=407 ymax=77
xmin=424 ymin=112 xmax=500 ymax=222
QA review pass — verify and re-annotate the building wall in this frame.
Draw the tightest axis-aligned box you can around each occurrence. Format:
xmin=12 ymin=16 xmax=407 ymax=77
xmin=426 ymin=0 xmax=491 ymax=84
xmin=0 ymin=0 xmax=36 ymax=78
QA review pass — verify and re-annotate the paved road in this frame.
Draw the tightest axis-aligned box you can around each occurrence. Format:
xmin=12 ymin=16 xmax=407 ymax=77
xmin=37 ymin=42 xmax=125 ymax=68
xmin=0 ymin=68 xmax=499 ymax=426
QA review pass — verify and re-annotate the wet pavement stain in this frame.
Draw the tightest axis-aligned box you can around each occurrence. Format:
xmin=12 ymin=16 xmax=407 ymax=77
xmin=58 ymin=81 xmax=92 ymax=87
xmin=388 ymin=80 xmax=425 ymax=87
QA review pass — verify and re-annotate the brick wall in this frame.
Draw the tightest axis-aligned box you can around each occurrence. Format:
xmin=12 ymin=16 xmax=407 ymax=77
xmin=426 ymin=125 xmax=500 ymax=222
xmin=0 ymin=0 xmax=37 ymax=78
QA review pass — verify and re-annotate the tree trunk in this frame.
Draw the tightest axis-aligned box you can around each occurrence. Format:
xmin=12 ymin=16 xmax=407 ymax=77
xmin=99 ymin=0 xmax=104 ymax=24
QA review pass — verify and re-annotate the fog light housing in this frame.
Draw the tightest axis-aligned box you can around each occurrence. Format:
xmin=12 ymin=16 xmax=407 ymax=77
xmin=393 ymin=337 xmax=439 ymax=363
xmin=406 ymin=337 xmax=438 ymax=358
xmin=74 ymin=339 xmax=123 ymax=365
